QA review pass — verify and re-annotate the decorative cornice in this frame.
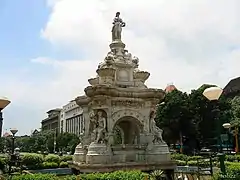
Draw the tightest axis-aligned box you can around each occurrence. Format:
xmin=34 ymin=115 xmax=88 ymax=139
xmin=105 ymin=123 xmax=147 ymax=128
xmin=84 ymin=85 xmax=165 ymax=99
xmin=75 ymin=95 xmax=90 ymax=106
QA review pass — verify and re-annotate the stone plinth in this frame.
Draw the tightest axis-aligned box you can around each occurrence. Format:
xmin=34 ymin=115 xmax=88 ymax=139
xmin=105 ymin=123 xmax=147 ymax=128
xmin=86 ymin=142 xmax=111 ymax=164
xmin=69 ymin=161 xmax=176 ymax=173
xmin=145 ymin=144 xmax=171 ymax=163
xmin=73 ymin=144 xmax=87 ymax=163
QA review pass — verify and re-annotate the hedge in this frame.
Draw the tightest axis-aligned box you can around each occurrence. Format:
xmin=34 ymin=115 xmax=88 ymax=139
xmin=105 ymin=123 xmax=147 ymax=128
xmin=44 ymin=154 xmax=61 ymax=165
xmin=21 ymin=153 xmax=44 ymax=169
xmin=12 ymin=174 xmax=58 ymax=180
xmin=12 ymin=171 xmax=151 ymax=180
xmin=0 ymin=153 xmax=73 ymax=170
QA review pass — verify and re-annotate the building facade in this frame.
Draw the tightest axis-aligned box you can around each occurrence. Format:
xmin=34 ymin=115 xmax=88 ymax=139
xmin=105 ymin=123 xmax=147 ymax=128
xmin=223 ymin=77 xmax=240 ymax=99
xmin=62 ymin=100 xmax=84 ymax=136
xmin=41 ymin=108 xmax=62 ymax=132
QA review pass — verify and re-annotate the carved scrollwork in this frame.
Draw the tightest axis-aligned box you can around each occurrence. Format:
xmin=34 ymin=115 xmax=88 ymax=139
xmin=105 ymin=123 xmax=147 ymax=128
xmin=111 ymin=100 xmax=144 ymax=108
xmin=90 ymin=99 xmax=107 ymax=107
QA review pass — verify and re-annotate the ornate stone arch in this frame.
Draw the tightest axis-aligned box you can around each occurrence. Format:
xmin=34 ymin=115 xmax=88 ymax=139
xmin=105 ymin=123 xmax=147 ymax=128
xmin=111 ymin=109 xmax=145 ymax=132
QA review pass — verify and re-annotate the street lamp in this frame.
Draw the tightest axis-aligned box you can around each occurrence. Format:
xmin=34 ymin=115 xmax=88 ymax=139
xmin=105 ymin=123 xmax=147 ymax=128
xmin=0 ymin=97 xmax=11 ymax=137
xmin=203 ymin=87 xmax=226 ymax=174
xmin=223 ymin=123 xmax=231 ymax=154
xmin=9 ymin=128 xmax=18 ymax=175
xmin=223 ymin=123 xmax=239 ymax=154
xmin=202 ymin=86 xmax=223 ymax=151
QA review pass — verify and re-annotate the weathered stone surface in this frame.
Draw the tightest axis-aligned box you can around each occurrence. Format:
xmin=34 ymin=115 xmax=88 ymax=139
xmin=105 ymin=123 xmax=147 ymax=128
xmin=71 ymin=12 xmax=175 ymax=173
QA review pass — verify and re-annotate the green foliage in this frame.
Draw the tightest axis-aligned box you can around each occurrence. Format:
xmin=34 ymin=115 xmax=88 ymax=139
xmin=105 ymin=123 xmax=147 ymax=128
xmin=59 ymin=161 xmax=69 ymax=168
xmin=176 ymin=160 xmax=187 ymax=166
xmin=171 ymin=153 xmax=188 ymax=161
xmin=1 ymin=131 xmax=80 ymax=154
xmin=231 ymin=96 xmax=240 ymax=124
xmin=225 ymin=155 xmax=237 ymax=162
xmin=187 ymin=160 xmax=198 ymax=166
xmin=12 ymin=174 xmax=58 ymax=180
xmin=156 ymin=90 xmax=194 ymax=145
xmin=42 ymin=162 xmax=58 ymax=169
xmin=212 ymin=173 xmax=239 ymax=180
xmin=150 ymin=170 xmax=164 ymax=179
xmin=227 ymin=162 xmax=240 ymax=176
xmin=21 ymin=153 xmax=44 ymax=169
xmin=80 ymin=170 xmax=150 ymax=180
xmin=11 ymin=171 xmax=150 ymax=180
xmin=212 ymin=162 xmax=240 ymax=179
xmin=44 ymin=154 xmax=61 ymax=164
xmin=187 ymin=155 xmax=202 ymax=161
xmin=57 ymin=132 xmax=80 ymax=154
xmin=61 ymin=155 xmax=73 ymax=162
xmin=156 ymin=84 xmax=232 ymax=151
xmin=0 ymin=156 xmax=8 ymax=170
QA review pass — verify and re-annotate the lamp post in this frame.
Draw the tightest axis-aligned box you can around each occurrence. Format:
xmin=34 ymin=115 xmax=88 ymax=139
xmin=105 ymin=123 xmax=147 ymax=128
xmin=9 ymin=128 xmax=18 ymax=175
xmin=202 ymin=87 xmax=223 ymax=152
xmin=223 ymin=123 xmax=231 ymax=154
xmin=223 ymin=122 xmax=239 ymax=154
xmin=203 ymin=86 xmax=226 ymax=174
xmin=0 ymin=97 xmax=11 ymax=137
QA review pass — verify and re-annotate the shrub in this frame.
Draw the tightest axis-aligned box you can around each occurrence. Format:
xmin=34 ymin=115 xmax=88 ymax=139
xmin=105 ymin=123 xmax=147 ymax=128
xmin=212 ymin=173 xmax=239 ymax=180
xmin=227 ymin=162 xmax=240 ymax=176
xmin=12 ymin=174 xmax=58 ymax=180
xmin=171 ymin=154 xmax=188 ymax=161
xmin=44 ymin=154 xmax=61 ymax=165
xmin=225 ymin=155 xmax=237 ymax=162
xmin=235 ymin=155 xmax=240 ymax=162
xmin=21 ymin=153 xmax=44 ymax=170
xmin=176 ymin=160 xmax=187 ymax=166
xmin=60 ymin=161 xmax=69 ymax=168
xmin=42 ymin=162 xmax=59 ymax=169
xmin=80 ymin=170 xmax=150 ymax=180
xmin=187 ymin=156 xmax=202 ymax=161
xmin=187 ymin=160 xmax=198 ymax=166
xmin=0 ymin=157 xmax=7 ymax=170
xmin=61 ymin=155 xmax=72 ymax=162
xmin=197 ymin=159 xmax=210 ymax=168
xmin=62 ymin=176 xmax=77 ymax=180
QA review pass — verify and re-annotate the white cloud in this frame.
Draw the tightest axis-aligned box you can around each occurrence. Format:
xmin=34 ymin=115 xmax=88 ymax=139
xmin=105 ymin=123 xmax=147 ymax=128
xmin=42 ymin=0 xmax=240 ymax=92
xmin=3 ymin=0 xmax=240 ymax=134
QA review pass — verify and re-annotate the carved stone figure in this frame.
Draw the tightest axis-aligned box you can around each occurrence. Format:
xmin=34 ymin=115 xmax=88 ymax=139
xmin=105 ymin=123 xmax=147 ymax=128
xmin=132 ymin=56 xmax=139 ymax=68
xmin=89 ymin=110 xmax=97 ymax=135
xmin=149 ymin=111 xmax=164 ymax=144
xmin=92 ymin=110 xmax=107 ymax=143
xmin=111 ymin=12 xmax=126 ymax=41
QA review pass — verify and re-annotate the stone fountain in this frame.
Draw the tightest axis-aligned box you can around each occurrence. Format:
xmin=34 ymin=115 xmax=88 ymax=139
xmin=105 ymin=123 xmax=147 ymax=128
xmin=69 ymin=12 xmax=176 ymax=177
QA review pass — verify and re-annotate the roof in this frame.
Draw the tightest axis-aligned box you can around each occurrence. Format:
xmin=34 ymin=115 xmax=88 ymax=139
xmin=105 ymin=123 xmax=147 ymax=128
xmin=165 ymin=84 xmax=177 ymax=93
xmin=46 ymin=108 xmax=62 ymax=114
xmin=3 ymin=132 xmax=10 ymax=137
xmin=223 ymin=77 xmax=240 ymax=95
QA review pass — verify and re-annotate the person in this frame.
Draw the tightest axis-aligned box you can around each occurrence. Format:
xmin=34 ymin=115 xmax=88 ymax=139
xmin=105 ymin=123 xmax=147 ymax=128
xmin=111 ymin=12 xmax=126 ymax=41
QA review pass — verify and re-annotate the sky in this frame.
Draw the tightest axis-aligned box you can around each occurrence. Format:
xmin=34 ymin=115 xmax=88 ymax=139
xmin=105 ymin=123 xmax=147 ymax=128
xmin=0 ymin=0 xmax=239 ymax=135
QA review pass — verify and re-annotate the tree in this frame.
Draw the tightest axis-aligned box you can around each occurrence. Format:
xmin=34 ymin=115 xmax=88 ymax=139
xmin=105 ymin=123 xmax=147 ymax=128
xmin=189 ymin=84 xmax=232 ymax=149
xmin=156 ymin=89 xmax=195 ymax=150
xmin=12 ymin=131 xmax=79 ymax=154
xmin=231 ymin=96 xmax=240 ymax=125
xmin=57 ymin=132 xmax=79 ymax=154
xmin=156 ymin=84 xmax=232 ymax=152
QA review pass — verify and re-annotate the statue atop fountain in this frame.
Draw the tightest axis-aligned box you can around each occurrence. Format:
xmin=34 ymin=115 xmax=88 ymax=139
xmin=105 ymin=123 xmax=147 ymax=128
xmin=70 ymin=12 xmax=176 ymax=175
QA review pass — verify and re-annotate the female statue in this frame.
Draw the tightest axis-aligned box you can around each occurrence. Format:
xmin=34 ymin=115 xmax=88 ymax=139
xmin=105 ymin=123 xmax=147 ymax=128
xmin=111 ymin=12 xmax=126 ymax=41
